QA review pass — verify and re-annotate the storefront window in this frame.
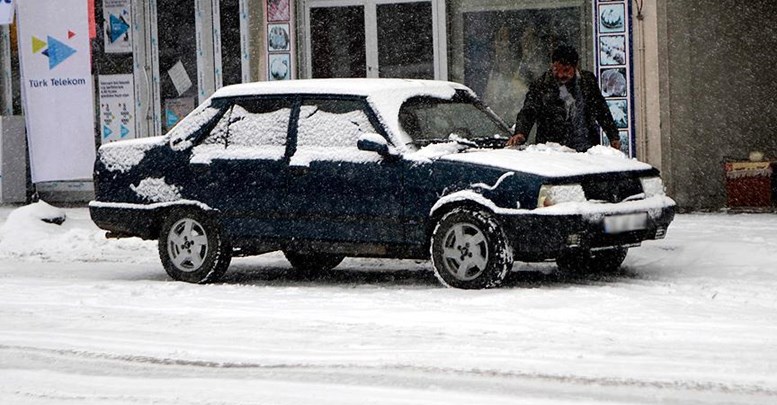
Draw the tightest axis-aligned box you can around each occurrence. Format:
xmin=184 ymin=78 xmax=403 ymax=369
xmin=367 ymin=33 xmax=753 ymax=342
xmin=450 ymin=1 xmax=590 ymax=124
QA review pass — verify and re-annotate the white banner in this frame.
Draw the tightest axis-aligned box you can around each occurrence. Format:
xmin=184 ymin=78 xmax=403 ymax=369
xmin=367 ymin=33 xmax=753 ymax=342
xmin=17 ymin=0 xmax=95 ymax=182
xmin=0 ymin=0 xmax=14 ymax=25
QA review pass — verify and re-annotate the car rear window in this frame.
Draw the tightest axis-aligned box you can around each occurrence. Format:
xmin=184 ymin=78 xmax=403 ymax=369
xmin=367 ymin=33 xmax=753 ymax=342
xmin=191 ymin=97 xmax=293 ymax=163
xmin=201 ymin=97 xmax=292 ymax=148
xmin=296 ymin=98 xmax=378 ymax=148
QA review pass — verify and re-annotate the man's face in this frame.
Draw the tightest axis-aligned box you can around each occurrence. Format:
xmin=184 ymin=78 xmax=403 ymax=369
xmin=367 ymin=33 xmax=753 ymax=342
xmin=551 ymin=62 xmax=576 ymax=84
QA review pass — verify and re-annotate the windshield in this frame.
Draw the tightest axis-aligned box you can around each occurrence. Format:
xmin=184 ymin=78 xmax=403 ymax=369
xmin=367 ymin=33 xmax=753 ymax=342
xmin=399 ymin=92 xmax=512 ymax=149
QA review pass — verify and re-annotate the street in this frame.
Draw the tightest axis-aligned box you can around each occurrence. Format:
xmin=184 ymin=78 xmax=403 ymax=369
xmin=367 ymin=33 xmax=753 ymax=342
xmin=1 ymin=205 xmax=776 ymax=404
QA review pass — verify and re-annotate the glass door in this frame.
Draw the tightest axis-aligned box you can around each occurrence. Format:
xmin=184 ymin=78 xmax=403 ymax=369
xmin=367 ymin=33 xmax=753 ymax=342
xmin=157 ymin=0 xmax=200 ymax=132
xmin=376 ymin=2 xmax=434 ymax=79
xmin=305 ymin=0 xmax=444 ymax=80
xmin=133 ymin=0 xmax=247 ymax=138
xmin=309 ymin=5 xmax=367 ymax=78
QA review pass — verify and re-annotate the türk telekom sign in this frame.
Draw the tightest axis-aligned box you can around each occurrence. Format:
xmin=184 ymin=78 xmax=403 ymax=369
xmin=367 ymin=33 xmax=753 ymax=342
xmin=17 ymin=0 xmax=95 ymax=182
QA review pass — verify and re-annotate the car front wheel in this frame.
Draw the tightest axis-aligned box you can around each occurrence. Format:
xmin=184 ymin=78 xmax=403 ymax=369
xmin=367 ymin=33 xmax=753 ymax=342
xmin=556 ymin=247 xmax=628 ymax=273
xmin=431 ymin=208 xmax=513 ymax=289
xmin=158 ymin=208 xmax=232 ymax=283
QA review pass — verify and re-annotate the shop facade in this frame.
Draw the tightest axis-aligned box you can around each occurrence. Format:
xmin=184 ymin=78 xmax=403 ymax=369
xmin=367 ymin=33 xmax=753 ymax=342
xmin=2 ymin=1 xmax=776 ymax=209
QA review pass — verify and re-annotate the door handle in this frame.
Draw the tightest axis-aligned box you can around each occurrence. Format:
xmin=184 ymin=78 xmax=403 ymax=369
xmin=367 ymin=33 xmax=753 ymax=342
xmin=289 ymin=165 xmax=309 ymax=177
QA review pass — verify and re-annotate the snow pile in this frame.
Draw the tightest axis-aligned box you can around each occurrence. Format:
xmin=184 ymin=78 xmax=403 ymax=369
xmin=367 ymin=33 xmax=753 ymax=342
xmin=228 ymin=105 xmax=290 ymax=147
xmin=0 ymin=201 xmax=156 ymax=263
xmin=130 ymin=177 xmax=182 ymax=203
xmin=297 ymin=106 xmax=375 ymax=147
xmin=408 ymin=141 xmax=468 ymax=162
xmin=99 ymin=136 xmax=165 ymax=173
xmin=521 ymin=142 xmax=577 ymax=154
xmin=191 ymin=144 xmax=287 ymax=164
xmin=441 ymin=144 xmax=653 ymax=177
xmin=289 ymin=148 xmax=383 ymax=167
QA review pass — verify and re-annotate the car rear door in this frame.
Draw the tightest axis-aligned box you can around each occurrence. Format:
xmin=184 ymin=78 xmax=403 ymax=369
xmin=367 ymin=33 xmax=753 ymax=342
xmin=190 ymin=96 xmax=294 ymax=239
xmin=285 ymin=96 xmax=404 ymax=244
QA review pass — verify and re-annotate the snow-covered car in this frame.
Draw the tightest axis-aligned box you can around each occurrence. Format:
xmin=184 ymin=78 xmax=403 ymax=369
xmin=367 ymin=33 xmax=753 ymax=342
xmin=90 ymin=79 xmax=675 ymax=289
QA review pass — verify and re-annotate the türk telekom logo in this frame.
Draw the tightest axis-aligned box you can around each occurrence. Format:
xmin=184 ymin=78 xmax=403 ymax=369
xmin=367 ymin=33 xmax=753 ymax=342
xmin=32 ymin=30 xmax=78 ymax=69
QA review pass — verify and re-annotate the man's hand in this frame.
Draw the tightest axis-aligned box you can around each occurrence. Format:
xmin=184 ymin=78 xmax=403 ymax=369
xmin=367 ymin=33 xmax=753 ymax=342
xmin=506 ymin=133 xmax=526 ymax=147
xmin=610 ymin=138 xmax=621 ymax=150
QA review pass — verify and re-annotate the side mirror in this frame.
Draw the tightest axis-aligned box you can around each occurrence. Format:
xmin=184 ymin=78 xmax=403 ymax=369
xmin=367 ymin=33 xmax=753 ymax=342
xmin=357 ymin=133 xmax=394 ymax=157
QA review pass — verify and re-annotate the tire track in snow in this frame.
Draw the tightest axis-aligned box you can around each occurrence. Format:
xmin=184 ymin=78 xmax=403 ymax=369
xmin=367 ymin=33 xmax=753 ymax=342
xmin=2 ymin=343 xmax=775 ymax=399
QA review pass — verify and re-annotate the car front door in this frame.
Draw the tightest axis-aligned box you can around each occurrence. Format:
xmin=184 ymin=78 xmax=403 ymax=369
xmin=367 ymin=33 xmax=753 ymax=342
xmin=190 ymin=96 xmax=294 ymax=239
xmin=285 ymin=97 xmax=404 ymax=245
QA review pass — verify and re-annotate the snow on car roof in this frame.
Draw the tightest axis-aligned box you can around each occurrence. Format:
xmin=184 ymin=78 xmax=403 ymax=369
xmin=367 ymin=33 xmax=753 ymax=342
xmin=211 ymin=79 xmax=474 ymax=147
xmin=211 ymin=78 xmax=470 ymax=99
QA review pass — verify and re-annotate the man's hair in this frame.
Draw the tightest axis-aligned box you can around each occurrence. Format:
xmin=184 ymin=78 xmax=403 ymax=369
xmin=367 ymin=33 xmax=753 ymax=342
xmin=551 ymin=45 xmax=579 ymax=66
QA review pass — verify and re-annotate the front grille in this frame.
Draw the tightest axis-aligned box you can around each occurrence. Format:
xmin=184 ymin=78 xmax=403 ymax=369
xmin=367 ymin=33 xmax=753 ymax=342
xmin=583 ymin=176 xmax=643 ymax=203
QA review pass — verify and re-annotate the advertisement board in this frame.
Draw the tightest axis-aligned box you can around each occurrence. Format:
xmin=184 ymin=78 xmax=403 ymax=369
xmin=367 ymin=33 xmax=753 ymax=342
xmin=17 ymin=0 xmax=96 ymax=182
xmin=103 ymin=0 xmax=132 ymax=53
xmin=99 ymin=74 xmax=135 ymax=143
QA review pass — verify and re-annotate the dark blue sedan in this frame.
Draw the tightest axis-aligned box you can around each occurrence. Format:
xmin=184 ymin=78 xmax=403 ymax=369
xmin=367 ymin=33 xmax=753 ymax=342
xmin=90 ymin=79 xmax=675 ymax=289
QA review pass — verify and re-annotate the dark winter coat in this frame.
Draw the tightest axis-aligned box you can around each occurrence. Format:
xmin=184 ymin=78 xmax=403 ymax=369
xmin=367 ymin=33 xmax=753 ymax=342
xmin=514 ymin=70 xmax=619 ymax=149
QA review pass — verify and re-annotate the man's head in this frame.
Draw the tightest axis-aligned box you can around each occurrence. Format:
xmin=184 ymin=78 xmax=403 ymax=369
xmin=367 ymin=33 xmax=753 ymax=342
xmin=551 ymin=45 xmax=579 ymax=84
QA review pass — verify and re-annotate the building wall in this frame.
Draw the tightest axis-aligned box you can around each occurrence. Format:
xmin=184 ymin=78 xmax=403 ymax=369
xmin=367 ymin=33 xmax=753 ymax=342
xmin=658 ymin=0 xmax=777 ymax=209
xmin=631 ymin=1 xmax=662 ymax=170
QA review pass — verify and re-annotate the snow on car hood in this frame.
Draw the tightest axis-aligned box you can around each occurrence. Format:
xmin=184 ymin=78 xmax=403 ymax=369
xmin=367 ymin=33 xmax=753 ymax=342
xmin=438 ymin=143 xmax=654 ymax=178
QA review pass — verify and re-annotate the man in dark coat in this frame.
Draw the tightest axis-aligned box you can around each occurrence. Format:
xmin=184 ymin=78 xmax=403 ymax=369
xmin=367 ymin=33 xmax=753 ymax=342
xmin=506 ymin=45 xmax=621 ymax=152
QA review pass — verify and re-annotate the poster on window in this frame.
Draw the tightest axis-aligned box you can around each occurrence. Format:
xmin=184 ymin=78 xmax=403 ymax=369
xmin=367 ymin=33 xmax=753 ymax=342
xmin=264 ymin=0 xmax=294 ymax=80
xmin=164 ymin=97 xmax=195 ymax=131
xmin=99 ymin=74 xmax=135 ymax=143
xmin=17 ymin=0 xmax=96 ymax=182
xmin=268 ymin=23 xmax=290 ymax=52
xmin=103 ymin=0 xmax=132 ymax=53
xmin=267 ymin=0 xmax=290 ymax=22
xmin=268 ymin=53 xmax=290 ymax=81
xmin=593 ymin=0 xmax=634 ymax=157
xmin=599 ymin=3 xmax=625 ymax=34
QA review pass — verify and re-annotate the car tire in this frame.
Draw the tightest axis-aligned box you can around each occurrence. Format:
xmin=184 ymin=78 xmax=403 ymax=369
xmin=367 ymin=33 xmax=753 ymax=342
xmin=283 ymin=251 xmax=345 ymax=275
xmin=556 ymin=247 xmax=628 ymax=273
xmin=430 ymin=208 xmax=513 ymax=289
xmin=158 ymin=208 xmax=232 ymax=283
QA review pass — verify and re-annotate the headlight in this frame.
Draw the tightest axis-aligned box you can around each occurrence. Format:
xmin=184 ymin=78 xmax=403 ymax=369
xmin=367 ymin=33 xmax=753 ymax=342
xmin=640 ymin=177 xmax=666 ymax=198
xmin=537 ymin=184 xmax=586 ymax=207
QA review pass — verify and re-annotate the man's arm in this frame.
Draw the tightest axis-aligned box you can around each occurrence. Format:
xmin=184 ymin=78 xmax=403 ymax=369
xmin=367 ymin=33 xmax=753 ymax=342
xmin=507 ymin=81 xmax=542 ymax=146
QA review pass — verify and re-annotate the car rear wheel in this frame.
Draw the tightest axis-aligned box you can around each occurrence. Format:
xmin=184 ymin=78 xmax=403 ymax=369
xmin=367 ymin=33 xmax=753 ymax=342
xmin=283 ymin=251 xmax=345 ymax=275
xmin=158 ymin=208 xmax=232 ymax=283
xmin=556 ymin=247 xmax=628 ymax=273
xmin=431 ymin=208 xmax=513 ymax=289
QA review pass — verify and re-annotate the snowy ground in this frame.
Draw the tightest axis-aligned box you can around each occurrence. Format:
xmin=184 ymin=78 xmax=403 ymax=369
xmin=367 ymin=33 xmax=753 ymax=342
xmin=0 ymin=202 xmax=776 ymax=404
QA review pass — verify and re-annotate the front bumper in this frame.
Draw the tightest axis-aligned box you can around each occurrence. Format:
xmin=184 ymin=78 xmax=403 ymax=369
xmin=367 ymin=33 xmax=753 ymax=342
xmin=499 ymin=197 xmax=676 ymax=260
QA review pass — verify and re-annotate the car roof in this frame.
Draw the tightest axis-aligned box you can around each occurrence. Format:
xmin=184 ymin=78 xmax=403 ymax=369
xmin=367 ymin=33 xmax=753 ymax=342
xmin=211 ymin=79 xmax=476 ymax=148
xmin=211 ymin=78 xmax=471 ymax=99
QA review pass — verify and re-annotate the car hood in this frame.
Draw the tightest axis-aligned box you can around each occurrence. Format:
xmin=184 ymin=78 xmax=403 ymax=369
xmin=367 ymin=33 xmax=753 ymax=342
xmin=436 ymin=144 xmax=654 ymax=178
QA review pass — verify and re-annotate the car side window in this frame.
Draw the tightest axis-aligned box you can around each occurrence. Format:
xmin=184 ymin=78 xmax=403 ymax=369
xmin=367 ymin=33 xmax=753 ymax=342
xmin=193 ymin=97 xmax=292 ymax=162
xmin=296 ymin=98 xmax=379 ymax=148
